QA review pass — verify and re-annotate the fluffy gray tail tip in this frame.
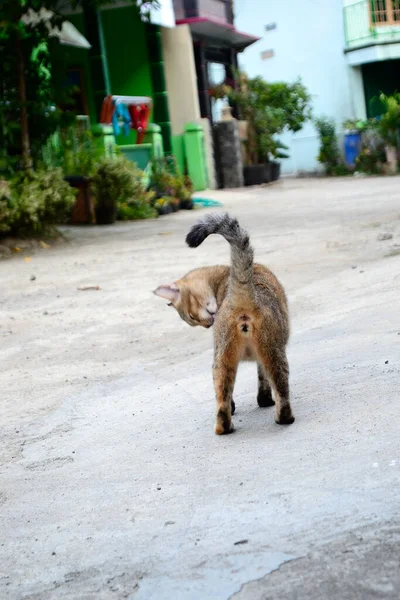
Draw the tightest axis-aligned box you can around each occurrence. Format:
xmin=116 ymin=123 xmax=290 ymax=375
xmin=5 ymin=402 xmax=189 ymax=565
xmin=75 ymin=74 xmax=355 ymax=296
xmin=185 ymin=213 xmax=231 ymax=248
xmin=186 ymin=222 xmax=208 ymax=248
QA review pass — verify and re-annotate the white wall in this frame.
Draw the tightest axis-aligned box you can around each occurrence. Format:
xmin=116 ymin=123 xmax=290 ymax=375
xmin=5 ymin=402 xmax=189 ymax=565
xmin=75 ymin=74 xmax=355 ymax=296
xmin=234 ymin=0 xmax=356 ymax=174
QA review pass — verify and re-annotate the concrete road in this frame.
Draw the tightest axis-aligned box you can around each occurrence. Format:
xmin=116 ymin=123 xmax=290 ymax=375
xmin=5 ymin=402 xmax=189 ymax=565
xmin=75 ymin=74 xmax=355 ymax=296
xmin=1 ymin=177 xmax=399 ymax=600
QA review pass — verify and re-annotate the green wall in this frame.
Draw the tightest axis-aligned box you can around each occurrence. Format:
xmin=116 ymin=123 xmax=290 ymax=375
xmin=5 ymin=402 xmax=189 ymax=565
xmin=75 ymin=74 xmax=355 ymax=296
xmin=102 ymin=6 xmax=154 ymax=145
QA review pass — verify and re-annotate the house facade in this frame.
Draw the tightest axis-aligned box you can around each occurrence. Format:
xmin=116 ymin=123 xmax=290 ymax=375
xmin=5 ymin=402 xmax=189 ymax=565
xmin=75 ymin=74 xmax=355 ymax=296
xmin=54 ymin=0 xmax=257 ymax=188
xmin=235 ymin=0 xmax=400 ymax=174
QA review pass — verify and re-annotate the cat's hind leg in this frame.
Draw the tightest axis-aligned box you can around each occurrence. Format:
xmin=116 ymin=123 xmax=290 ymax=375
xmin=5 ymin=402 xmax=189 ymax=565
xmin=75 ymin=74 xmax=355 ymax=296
xmin=257 ymin=347 xmax=294 ymax=425
xmin=257 ymin=364 xmax=275 ymax=407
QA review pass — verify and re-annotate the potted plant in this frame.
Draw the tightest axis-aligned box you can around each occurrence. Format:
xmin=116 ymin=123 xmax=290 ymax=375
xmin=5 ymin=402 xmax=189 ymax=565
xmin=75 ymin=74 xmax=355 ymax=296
xmin=56 ymin=124 xmax=101 ymax=224
xmin=148 ymin=157 xmax=193 ymax=210
xmin=91 ymin=155 xmax=149 ymax=225
xmin=228 ymin=74 xmax=311 ymax=186
xmin=154 ymin=197 xmax=172 ymax=216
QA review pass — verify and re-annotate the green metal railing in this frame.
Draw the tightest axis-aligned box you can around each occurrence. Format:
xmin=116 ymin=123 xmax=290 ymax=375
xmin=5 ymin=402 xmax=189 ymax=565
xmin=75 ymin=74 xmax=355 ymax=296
xmin=343 ymin=0 xmax=400 ymax=48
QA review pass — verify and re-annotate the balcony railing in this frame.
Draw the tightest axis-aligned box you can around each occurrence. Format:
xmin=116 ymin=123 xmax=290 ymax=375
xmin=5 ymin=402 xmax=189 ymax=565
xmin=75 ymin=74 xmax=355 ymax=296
xmin=344 ymin=0 xmax=400 ymax=48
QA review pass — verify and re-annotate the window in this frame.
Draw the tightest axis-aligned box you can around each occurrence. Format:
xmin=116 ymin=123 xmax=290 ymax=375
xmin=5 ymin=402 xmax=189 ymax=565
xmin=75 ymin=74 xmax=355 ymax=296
xmin=370 ymin=0 xmax=400 ymax=26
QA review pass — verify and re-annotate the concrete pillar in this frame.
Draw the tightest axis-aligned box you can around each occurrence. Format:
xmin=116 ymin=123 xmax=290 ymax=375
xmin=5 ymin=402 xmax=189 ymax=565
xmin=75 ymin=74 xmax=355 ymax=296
xmin=214 ymin=120 xmax=244 ymax=188
xmin=349 ymin=66 xmax=367 ymax=120
xmin=161 ymin=25 xmax=200 ymax=136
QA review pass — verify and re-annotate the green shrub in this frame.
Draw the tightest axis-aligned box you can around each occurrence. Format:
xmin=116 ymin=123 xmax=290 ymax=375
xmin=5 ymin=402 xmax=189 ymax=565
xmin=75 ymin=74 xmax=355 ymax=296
xmin=376 ymin=93 xmax=400 ymax=147
xmin=0 ymin=180 xmax=15 ymax=234
xmin=0 ymin=168 xmax=76 ymax=236
xmin=91 ymin=156 xmax=156 ymax=220
xmin=149 ymin=156 xmax=193 ymax=201
xmin=46 ymin=125 xmax=102 ymax=177
xmin=315 ymin=117 xmax=342 ymax=175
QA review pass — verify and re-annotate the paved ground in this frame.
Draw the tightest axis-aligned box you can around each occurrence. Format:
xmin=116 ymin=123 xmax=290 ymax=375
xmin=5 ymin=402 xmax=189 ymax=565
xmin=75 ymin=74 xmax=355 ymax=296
xmin=1 ymin=177 xmax=399 ymax=600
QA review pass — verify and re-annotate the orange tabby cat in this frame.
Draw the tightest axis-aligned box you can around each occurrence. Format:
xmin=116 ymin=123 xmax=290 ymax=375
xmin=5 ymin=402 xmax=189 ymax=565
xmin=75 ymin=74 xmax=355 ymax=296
xmin=154 ymin=213 xmax=294 ymax=435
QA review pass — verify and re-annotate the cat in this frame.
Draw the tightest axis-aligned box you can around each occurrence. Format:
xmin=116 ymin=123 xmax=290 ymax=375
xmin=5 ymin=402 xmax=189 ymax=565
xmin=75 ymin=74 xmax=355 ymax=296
xmin=154 ymin=213 xmax=294 ymax=435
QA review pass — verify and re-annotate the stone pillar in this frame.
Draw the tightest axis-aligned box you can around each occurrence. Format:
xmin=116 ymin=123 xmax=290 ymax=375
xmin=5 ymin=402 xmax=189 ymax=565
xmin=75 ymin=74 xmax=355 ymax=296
xmin=214 ymin=120 xmax=244 ymax=188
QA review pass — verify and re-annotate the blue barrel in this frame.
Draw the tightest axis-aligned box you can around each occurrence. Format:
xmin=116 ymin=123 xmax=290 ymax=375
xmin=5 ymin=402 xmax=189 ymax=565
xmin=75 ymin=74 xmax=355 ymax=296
xmin=344 ymin=132 xmax=361 ymax=167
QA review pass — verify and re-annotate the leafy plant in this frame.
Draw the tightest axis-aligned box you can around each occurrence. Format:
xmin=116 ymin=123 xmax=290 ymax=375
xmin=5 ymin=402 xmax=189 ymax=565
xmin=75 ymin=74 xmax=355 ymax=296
xmin=91 ymin=156 xmax=156 ymax=220
xmin=342 ymin=118 xmax=368 ymax=132
xmin=149 ymin=157 xmax=193 ymax=203
xmin=209 ymin=84 xmax=231 ymax=100
xmin=228 ymin=73 xmax=311 ymax=164
xmin=355 ymin=125 xmax=386 ymax=174
xmin=315 ymin=117 xmax=342 ymax=175
xmin=0 ymin=167 xmax=76 ymax=235
xmin=376 ymin=93 xmax=400 ymax=147
xmin=0 ymin=180 xmax=14 ymax=234
xmin=47 ymin=124 xmax=102 ymax=177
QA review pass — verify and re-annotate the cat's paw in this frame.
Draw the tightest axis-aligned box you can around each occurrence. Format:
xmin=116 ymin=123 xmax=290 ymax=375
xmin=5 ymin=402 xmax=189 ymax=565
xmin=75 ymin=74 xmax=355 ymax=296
xmin=275 ymin=408 xmax=295 ymax=425
xmin=257 ymin=389 xmax=275 ymax=407
xmin=215 ymin=422 xmax=235 ymax=435
xmin=215 ymin=408 xmax=234 ymax=435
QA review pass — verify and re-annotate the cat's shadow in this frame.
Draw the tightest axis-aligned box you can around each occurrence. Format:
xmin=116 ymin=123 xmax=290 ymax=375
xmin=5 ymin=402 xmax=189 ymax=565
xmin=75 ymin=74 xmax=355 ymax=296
xmin=230 ymin=402 xmax=298 ymax=438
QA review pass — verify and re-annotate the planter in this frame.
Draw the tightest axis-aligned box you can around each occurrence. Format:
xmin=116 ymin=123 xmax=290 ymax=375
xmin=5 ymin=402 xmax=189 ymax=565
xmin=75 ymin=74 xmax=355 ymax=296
xmin=95 ymin=204 xmax=117 ymax=225
xmin=385 ymin=145 xmax=397 ymax=174
xmin=243 ymin=164 xmax=268 ymax=186
xmin=264 ymin=163 xmax=272 ymax=183
xmin=169 ymin=199 xmax=180 ymax=212
xmin=65 ymin=176 xmax=95 ymax=225
xmin=270 ymin=161 xmax=281 ymax=181
xmin=180 ymin=198 xmax=194 ymax=210
xmin=157 ymin=205 xmax=173 ymax=216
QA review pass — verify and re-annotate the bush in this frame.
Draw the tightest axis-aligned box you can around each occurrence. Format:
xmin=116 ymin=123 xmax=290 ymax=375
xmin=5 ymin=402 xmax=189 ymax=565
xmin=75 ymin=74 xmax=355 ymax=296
xmin=0 ymin=180 xmax=14 ymax=234
xmin=228 ymin=73 xmax=311 ymax=163
xmin=355 ymin=126 xmax=386 ymax=174
xmin=149 ymin=157 xmax=193 ymax=202
xmin=91 ymin=156 xmax=156 ymax=221
xmin=315 ymin=117 xmax=342 ymax=175
xmin=0 ymin=168 xmax=76 ymax=236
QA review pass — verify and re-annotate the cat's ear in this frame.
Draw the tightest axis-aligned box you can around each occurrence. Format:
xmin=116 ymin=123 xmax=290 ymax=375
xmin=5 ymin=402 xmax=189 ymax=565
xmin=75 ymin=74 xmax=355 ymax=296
xmin=153 ymin=283 xmax=180 ymax=303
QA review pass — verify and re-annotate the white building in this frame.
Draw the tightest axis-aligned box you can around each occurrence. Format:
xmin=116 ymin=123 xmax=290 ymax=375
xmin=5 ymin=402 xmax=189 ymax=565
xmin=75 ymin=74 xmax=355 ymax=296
xmin=235 ymin=0 xmax=400 ymax=174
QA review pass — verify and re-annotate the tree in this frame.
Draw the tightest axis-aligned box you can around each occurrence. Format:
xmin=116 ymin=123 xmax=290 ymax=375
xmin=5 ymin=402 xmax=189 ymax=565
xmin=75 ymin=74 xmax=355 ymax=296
xmin=229 ymin=73 xmax=312 ymax=164
xmin=0 ymin=0 xmax=160 ymax=171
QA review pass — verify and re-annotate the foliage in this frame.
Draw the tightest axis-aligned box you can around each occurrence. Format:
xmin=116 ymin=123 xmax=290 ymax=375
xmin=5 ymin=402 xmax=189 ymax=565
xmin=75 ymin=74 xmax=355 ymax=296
xmin=0 ymin=167 xmax=76 ymax=235
xmin=0 ymin=180 xmax=14 ymax=234
xmin=314 ymin=117 xmax=343 ymax=175
xmin=209 ymin=84 xmax=231 ymax=100
xmin=91 ymin=156 xmax=156 ymax=220
xmin=375 ymin=93 xmax=400 ymax=147
xmin=149 ymin=157 xmax=193 ymax=202
xmin=228 ymin=73 xmax=311 ymax=164
xmin=342 ymin=118 xmax=368 ymax=132
xmin=355 ymin=126 xmax=386 ymax=174
xmin=46 ymin=123 xmax=103 ymax=177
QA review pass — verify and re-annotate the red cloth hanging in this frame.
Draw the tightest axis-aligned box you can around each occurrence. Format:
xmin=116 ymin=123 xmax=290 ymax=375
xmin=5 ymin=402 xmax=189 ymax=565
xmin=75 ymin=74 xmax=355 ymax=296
xmin=128 ymin=103 xmax=151 ymax=144
xmin=100 ymin=95 xmax=115 ymax=125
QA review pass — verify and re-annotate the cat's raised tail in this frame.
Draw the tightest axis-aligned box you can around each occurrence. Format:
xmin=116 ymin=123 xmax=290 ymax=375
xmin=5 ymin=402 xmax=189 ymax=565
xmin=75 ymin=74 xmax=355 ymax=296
xmin=186 ymin=213 xmax=255 ymax=303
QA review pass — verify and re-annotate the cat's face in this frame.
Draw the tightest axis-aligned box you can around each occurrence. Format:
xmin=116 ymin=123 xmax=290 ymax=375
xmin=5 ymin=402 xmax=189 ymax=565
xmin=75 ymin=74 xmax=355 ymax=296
xmin=154 ymin=279 xmax=217 ymax=328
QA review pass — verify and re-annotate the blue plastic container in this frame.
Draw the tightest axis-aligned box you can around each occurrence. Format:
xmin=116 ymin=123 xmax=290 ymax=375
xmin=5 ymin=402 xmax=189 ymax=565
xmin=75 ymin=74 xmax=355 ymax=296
xmin=344 ymin=132 xmax=361 ymax=167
